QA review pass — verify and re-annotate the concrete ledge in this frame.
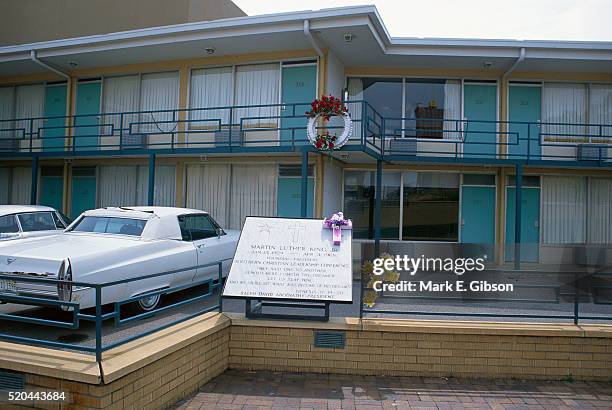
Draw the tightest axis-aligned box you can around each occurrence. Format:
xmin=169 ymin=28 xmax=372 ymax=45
xmin=362 ymin=318 xmax=592 ymax=337
xmin=101 ymin=311 xmax=230 ymax=383
xmin=226 ymin=313 xmax=360 ymax=331
xmin=0 ymin=342 xmax=100 ymax=384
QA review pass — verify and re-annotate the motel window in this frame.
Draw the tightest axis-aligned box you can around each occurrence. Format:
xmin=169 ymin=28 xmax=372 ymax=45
xmin=541 ymin=83 xmax=612 ymax=141
xmin=343 ymin=170 xmax=459 ymax=242
xmin=101 ymin=72 xmax=179 ymax=134
xmin=343 ymin=171 xmax=400 ymax=240
xmin=542 ymin=176 xmax=612 ymax=245
xmin=402 ymin=172 xmax=459 ymax=241
xmin=188 ymin=63 xmax=282 ymax=130
xmin=404 ymin=79 xmax=462 ymax=140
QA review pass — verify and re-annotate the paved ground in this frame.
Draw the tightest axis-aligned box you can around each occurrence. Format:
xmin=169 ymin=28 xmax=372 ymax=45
xmin=172 ymin=370 xmax=612 ymax=410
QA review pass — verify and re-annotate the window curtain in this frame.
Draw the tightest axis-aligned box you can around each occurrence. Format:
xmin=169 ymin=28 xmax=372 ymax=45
xmin=234 ymin=64 xmax=280 ymax=128
xmin=0 ymin=167 xmax=10 ymax=204
xmin=443 ymin=80 xmax=462 ymax=140
xmin=189 ymin=67 xmax=233 ymax=127
xmin=10 ymin=167 xmax=31 ymax=204
xmin=15 ymin=84 xmax=45 ymax=141
xmin=0 ymin=87 xmax=14 ymax=140
xmin=98 ymin=165 xmax=147 ymax=207
xmin=588 ymin=178 xmax=612 ymax=244
xmin=185 ymin=164 xmax=231 ymax=227
xmin=139 ymin=72 xmax=179 ymax=134
xmin=229 ymin=164 xmax=277 ymax=229
xmin=588 ymin=84 xmax=612 ymax=143
xmin=541 ymin=176 xmax=586 ymax=244
xmin=153 ymin=165 xmax=176 ymax=207
xmin=102 ymin=75 xmax=139 ymax=133
xmin=347 ymin=78 xmax=363 ymax=139
xmin=542 ymin=83 xmax=587 ymax=141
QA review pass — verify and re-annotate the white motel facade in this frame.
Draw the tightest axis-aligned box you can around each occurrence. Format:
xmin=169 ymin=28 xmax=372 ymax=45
xmin=1 ymin=2 xmax=612 ymax=268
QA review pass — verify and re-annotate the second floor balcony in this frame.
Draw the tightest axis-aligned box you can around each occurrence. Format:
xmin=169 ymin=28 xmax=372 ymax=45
xmin=0 ymin=101 xmax=611 ymax=166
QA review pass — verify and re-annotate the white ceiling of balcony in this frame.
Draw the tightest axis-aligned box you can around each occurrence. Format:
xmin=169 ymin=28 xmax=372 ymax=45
xmin=0 ymin=6 xmax=610 ymax=77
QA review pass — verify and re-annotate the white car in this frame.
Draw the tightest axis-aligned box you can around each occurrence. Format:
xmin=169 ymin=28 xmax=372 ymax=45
xmin=0 ymin=205 xmax=72 ymax=241
xmin=0 ymin=207 xmax=239 ymax=313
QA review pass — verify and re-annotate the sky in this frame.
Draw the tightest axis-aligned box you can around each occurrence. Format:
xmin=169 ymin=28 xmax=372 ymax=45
xmin=233 ymin=0 xmax=612 ymax=41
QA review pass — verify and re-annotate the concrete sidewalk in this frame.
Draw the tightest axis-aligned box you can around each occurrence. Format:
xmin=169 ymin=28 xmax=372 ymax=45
xmin=172 ymin=369 xmax=612 ymax=409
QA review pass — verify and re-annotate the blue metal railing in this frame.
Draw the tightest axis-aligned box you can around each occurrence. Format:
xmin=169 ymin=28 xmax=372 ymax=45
xmin=0 ymin=100 xmax=610 ymax=165
xmin=0 ymin=260 xmax=226 ymax=361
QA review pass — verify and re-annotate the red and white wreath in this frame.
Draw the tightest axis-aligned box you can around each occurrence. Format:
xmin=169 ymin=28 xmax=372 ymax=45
xmin=305 ymin=95 xmax=352 ymax=150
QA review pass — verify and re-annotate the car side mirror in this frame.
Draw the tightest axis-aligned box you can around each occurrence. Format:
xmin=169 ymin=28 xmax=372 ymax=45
xmin=216 ymin=227 xmax=223 ymax=238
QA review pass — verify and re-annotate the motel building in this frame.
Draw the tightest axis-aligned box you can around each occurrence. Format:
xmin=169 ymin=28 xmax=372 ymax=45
xmin=1 ymin=0 xmax=612 ymax=271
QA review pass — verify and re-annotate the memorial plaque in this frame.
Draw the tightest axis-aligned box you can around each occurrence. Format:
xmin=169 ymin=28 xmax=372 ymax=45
xmin=223 ymin=217 xmax=352 ymax=302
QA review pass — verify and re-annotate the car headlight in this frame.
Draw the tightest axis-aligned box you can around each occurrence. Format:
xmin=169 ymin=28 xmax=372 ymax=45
xmin=57 ymin=259 xmax=73 ymax=303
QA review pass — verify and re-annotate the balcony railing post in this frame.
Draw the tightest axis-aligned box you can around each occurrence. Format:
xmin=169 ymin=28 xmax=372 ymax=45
xmin=30 ymin=156 xmax=38 ymax=205
xmin=229 ymin=108 xmax=233 ymax=152
xmin=29 ymin=118 xmax=34 ymax=153
xmin=218 ymin=262 xmax=223 ymax=313
xmin=374 ymin=159 xmax=383 ymax=256
xmin=148 ymin=154 xmax=156 ymax=206
xmin=527 ymin=123 xmax=531 ymax=161
xmin=119 ymin=112 xmax=124 ymax=150
xmin=514 ymin=163 xmax=523 ymax=270
xmin=573 ymin=272 xmax=579 ymax=325
xmin=95 ymin=286 xmax=102 ymax=362
xmin=300 ymin=149 xmax=308 ymax=218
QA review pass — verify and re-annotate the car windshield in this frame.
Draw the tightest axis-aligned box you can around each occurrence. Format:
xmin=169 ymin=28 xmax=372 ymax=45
xmin=17 ymin=212 xmax=58 ymax=232
xmin=70 ymin=216 xmax=147 ymax=236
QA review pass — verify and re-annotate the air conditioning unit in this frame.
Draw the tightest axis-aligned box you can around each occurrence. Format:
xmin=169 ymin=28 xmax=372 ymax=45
xmin=389 ymin=138 xmax=417 ymax=154
xmin=214 ymin=127 xmax=243 ymax=147
xmin=577 ymin=144 xmax=605 ymax=161
xmin=121 ymin=134 xmax=148 ymax=149
xmin=0 ymin=138 xmax=19 ymax=152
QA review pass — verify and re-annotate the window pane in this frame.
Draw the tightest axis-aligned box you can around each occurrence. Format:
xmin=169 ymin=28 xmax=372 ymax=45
xmin=344 ymin=171 xmax=374 ymax=239
xmin=405 ymin=79 xmax=461 ymax=139
xmin=0 ymin=215 xmax=19 ymax=233
xmin=353 ymin=78 xmax=403 ymax=138
xmin=343 ymin=171 xmax=400 ymax=240
xmin=402 ymin=172 xmax=459 ymax=241
xmin=17 ymin=212 xmax=57 ymax=232
xmin=178 ymin=214 xmax=217 ymax=241
xmin=71 ymin=216 xmax=146 ymax=236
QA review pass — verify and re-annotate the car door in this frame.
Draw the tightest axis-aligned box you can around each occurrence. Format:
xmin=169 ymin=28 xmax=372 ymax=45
xmin=179 ymin=214 xmax=234 ymax=284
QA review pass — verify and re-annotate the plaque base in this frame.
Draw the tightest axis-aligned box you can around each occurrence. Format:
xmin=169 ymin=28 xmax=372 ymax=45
xmin=245 ymin=298 xmax=331 ymax=322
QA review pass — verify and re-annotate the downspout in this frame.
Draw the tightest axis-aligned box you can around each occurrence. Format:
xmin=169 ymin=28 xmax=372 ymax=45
xmin=30 ymin=50 xmax=73 ymax=193
xmin=498 ymin=47 xmax=526 ymax=265
xmin=503 ymin=47 xmax=526 ymax=80
xmin=303 ymin=20 xmax=324 ymax=57
xmin=30 ymin=50 xmax=70 ymax=79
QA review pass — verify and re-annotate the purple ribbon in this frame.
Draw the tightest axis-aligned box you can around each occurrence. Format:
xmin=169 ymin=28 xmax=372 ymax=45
xmin=323 ymin=212 xmax=352 ymax=245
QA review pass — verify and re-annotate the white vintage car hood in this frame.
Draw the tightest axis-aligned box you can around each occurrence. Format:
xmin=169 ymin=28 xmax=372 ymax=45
xmin=0 ymin=233 xmax=145 ymax=277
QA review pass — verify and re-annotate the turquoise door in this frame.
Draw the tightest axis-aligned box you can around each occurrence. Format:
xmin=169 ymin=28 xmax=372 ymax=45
xmin=461 ymin=186 xmax=495 ymax=243
xmin=39 ymin=176 xmax=63 ymax=211
xmin=71 ymin=171 xmax=96 ymax=218
xmin=74 ymin=82 xmax=101 ymax=150
xmin=43 ymin=85 xmax=67 ymax=151
xmin=461 ymin=185 xmax=496 ymax=259
xmin=280 ymin=65 xmax=317 ymax=145
xmin=509 ymin=86 xmax=541 ymax=160
xmin=505 ymin=187 xmax=540 ymax=262
xmin=463 ymin=84 xmax=497 ymax=158
xmin=277 ymin=177 xmax=314 ymax=217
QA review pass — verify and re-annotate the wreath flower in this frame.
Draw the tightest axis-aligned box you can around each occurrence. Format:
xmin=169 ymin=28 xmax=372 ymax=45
xmin=361 ymin=253 xmax=400 ymax=308
xmin=306 ymin=95 xmax=348 ymax=151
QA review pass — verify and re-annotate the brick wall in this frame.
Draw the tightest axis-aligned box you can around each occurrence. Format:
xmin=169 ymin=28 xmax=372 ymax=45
xmin=8 ymin=327 xmax=229 ymax=410
xmin=228 ymin=322 xmax=612 ymax=381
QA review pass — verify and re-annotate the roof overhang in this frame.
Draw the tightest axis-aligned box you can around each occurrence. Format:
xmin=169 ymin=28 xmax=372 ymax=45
xmin=0 ymin=5 xmax=611 ymax=78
